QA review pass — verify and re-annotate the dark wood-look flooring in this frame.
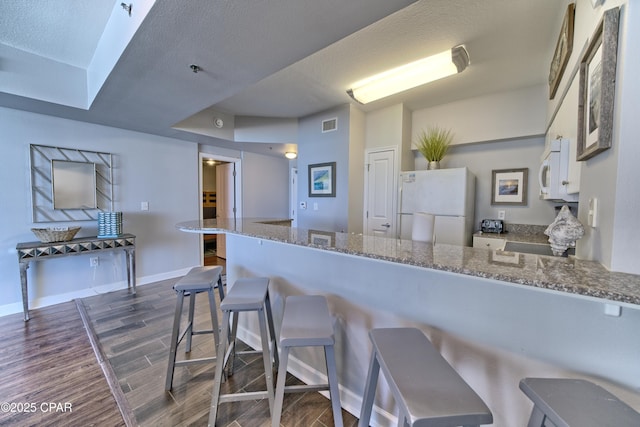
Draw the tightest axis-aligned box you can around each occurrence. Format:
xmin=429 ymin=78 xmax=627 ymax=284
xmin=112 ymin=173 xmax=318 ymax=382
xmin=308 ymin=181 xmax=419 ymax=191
xmin=0 ymin=302 xmax=125 ymax=427
xmin=3 ymin=261 xmax=358 ymax=426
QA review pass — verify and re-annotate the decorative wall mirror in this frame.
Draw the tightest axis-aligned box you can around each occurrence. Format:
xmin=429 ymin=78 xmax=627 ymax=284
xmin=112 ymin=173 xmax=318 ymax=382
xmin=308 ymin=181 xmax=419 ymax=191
xmin=30 ymin=144 xmax=113 ymax=222
xmin=51 ymin=160 xmax=97 ymax=209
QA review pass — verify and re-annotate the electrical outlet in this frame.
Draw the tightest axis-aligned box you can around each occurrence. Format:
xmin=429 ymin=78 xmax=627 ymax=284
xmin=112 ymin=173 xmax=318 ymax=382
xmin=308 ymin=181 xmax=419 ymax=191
xmin=498 ymin=210 xmax=506 ymax=220
xmin=90 ymin=257 xmax=99 ymax=267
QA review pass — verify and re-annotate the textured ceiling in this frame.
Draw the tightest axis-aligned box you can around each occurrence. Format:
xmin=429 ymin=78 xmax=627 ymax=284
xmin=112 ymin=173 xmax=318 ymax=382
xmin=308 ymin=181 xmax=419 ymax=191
xmin=0 ymin=0 xmax=566 ymax=156
xmin=0 ymin=0 xmax=117 ymax=67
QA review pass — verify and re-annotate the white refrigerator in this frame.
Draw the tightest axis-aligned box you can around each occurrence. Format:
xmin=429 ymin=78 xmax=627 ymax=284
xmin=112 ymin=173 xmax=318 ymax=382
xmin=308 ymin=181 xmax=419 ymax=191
xmin=397 ymin=167 xmax=475 ymax=246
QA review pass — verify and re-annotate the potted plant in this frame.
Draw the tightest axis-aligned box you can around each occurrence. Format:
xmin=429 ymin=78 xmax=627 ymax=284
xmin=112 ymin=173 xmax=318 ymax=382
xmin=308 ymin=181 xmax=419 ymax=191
xmin=415 ymin=126 xmax=453 ymax=170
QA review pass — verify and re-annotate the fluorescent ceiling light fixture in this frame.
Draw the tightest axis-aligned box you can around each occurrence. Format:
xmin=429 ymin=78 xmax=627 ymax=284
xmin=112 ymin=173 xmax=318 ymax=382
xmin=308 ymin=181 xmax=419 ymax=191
xmin=284 ymin=151 xmax=298 ymax=159
xmin=347 ymin=45 xmax=469 ymax=104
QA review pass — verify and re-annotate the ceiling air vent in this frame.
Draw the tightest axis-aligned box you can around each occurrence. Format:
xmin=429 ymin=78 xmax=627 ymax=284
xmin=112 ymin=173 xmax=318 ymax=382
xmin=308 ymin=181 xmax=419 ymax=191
xmin=322 ymin=118 xmax=338 ymax=133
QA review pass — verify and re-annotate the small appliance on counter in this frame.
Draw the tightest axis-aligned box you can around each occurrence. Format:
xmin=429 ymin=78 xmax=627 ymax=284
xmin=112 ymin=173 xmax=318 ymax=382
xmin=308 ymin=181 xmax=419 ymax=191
xmin=480 ymin=219 xmax=504 ymax=234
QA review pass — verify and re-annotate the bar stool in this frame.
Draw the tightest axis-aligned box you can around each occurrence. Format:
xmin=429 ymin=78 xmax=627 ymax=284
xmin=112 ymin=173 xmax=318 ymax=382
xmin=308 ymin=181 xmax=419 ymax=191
xmin=165 ymin=265 xmax=225 ymax=391
xmin=358 ymin=327 xmax=492 ymax=427
xmin=519 ymin=378 xmax=640 ymax=427
xmin=271 ymin=295 xmax=343 ymax=427
xmin=208 ymin=277 xmax=278 ymax=426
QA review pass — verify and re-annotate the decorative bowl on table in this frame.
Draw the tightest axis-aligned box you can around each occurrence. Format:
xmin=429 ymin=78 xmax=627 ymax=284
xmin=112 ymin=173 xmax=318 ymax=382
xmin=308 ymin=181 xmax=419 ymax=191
xmin=31 ymin=226 xmax=81 ymax=243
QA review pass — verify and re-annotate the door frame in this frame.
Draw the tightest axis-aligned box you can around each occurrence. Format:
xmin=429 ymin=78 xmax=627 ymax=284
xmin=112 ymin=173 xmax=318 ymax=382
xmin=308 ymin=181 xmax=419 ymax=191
xmin=363 ymin=146 xmax=398 ymax=236
xmin=290 ymin=167 xmax=298 ymax=227
xmin=198 ymin=152 xmax=242 ymax=264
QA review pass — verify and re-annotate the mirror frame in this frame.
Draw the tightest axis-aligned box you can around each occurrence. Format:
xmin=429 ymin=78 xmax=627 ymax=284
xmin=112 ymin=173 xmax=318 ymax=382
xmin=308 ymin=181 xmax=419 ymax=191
xmin=30 ymin=144 xmax=113 ymax=222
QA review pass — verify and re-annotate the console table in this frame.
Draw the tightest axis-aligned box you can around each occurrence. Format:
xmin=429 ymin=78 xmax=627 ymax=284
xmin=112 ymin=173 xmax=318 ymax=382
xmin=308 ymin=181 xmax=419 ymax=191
xmin=16 ymin=234 xmax=136 ymax=321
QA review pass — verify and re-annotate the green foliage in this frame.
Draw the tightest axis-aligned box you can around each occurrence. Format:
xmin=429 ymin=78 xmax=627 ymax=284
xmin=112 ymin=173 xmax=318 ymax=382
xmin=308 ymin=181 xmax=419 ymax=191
xmin=415 ymin=127 xmax=453 ymax=162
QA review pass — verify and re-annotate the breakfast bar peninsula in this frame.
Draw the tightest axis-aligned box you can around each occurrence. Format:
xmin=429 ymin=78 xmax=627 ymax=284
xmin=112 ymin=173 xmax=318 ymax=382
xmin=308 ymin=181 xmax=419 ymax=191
xmin=177 ymin=218 xmax=640 ymax=426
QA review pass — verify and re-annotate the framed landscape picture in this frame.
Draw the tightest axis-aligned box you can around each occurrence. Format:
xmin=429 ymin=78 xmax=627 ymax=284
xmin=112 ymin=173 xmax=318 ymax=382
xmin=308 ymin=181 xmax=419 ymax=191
xmin=577 ymin=7 xmax=620 ymax=161
xmin=308 ymin=162 xmax=336 ymax=197
xmin=491 ymin=168 xmax=528 ymax=206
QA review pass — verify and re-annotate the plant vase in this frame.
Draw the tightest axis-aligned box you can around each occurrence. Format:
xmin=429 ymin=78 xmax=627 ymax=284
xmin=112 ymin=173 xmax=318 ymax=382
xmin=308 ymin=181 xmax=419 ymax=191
xmin=415 ymin=126 xmax=453 ymax=170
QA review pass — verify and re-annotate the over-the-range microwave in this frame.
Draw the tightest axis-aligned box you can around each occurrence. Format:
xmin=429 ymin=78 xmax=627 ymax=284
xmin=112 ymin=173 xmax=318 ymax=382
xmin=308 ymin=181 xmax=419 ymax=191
xmin=538 ymin=138 xmax=579 ymax=202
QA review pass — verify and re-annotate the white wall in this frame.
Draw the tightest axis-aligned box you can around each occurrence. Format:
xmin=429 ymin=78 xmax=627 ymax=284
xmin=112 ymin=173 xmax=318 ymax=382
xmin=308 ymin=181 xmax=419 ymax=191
xmin=241 ymin=151 xmax=290 ymax=218
xmin=609 ymin=0 xmax=640 ymax=273
xmin=366 ymin=103 xmax=558 ymax=228
xmin=364 ymin=103 xmax=415 ymax=172
xmin=297 ymin=105 xmax=352 ymax=232
xmin=364 ymin=104 xmax=405 ymax=150
xmin=412 ymin=85 xmax=547 ymax=146
xmin=416 ymin=137 xmax=561 ymax=227
xmin=347 ymin=105 xmax=365 ymax=233
xmin=234 ymin=116 xmax=298 ymax=144
xmin=0 ymin=107 xmax=203 ymax=316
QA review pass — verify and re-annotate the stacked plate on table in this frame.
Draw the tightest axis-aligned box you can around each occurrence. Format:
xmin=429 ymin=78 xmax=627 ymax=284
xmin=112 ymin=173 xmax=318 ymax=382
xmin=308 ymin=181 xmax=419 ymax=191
xmin=98 ymin=212 xmax=123 ymax=238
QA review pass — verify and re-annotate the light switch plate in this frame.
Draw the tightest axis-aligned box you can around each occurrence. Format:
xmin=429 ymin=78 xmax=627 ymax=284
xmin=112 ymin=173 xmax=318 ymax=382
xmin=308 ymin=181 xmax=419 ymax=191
xmin=588 ymin=197 xmax=598 ymax=227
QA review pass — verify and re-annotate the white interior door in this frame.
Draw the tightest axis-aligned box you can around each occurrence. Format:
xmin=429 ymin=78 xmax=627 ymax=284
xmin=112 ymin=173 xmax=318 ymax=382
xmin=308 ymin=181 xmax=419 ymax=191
xmin=216 ymin=162 xmax=235 ymax=259
xmin=365 ymin=148 xmax=396 ymax=237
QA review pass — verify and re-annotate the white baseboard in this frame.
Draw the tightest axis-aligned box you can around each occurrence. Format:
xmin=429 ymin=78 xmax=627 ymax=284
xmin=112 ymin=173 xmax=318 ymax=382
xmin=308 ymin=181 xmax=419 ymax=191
xmin=0 ymin=267 xmax=194 ymax=319
xmin=235 ymin=326 xmax=396 ymax=427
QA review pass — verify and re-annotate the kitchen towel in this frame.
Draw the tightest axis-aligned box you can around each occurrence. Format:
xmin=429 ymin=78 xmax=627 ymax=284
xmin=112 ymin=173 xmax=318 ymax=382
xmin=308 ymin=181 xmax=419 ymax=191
xmin=412 ymin=212 xmax=435 ymax=243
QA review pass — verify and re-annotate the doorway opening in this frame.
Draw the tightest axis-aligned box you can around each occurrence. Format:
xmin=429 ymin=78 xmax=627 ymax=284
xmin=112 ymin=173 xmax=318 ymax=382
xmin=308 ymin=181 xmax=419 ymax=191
xmin=199 ymin=153 xmax=242 ymax=267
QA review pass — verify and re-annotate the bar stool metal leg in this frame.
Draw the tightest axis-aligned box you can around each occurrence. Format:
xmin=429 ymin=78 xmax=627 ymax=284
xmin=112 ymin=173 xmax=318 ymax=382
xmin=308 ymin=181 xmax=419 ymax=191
xmin=265 ymin=291 xmax=279 ymax=369
xmin=325 ymin=344 xmax=343 ymax=427
xmin=272 ymin=345 xmax=290 ymax=427
xmin=208 ymin=277 xmax=277 ymax=427
xmin=185 ymin=290 xmax=197 ymax=352
xmin=165 ymin=290 xmax=186 ymax=391
xmin=165 ymin=266 xmax=224 ymax=392
xmin=257 ymin=305 xmax=276 ymax=416
xmin=358 ymin=347 xmax=380 ymax=427
xmin=271 ymin=295 xmax=343 ymax=427
xmin=209 ymin=309 xmax=231 ymax=425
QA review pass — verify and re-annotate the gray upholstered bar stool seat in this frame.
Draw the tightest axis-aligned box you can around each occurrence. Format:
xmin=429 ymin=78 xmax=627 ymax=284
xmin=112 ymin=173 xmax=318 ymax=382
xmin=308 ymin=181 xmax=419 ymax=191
xmin=358 ymin=327 xmax=493 ymax=427
xmin=519 ymin=377 xmax=640 ymax=427
xmin=165 ymin=265 xmax=225 ymax=391
xmin=209 ymin=277 xmax=278 ymax=426
xmin=272 ymin=295 xmax=343 ymax=427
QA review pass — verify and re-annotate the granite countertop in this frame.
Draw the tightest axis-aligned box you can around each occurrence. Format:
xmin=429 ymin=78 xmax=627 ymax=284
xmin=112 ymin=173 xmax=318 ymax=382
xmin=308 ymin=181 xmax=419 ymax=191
xmin=177 ymin=218 xmax=640 ymax=307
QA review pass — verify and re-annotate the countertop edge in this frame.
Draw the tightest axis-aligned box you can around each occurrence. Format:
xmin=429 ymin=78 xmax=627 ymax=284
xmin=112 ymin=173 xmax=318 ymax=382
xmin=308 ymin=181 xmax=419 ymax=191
xmin=177 ymin=219 xmax=640 ymax=307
